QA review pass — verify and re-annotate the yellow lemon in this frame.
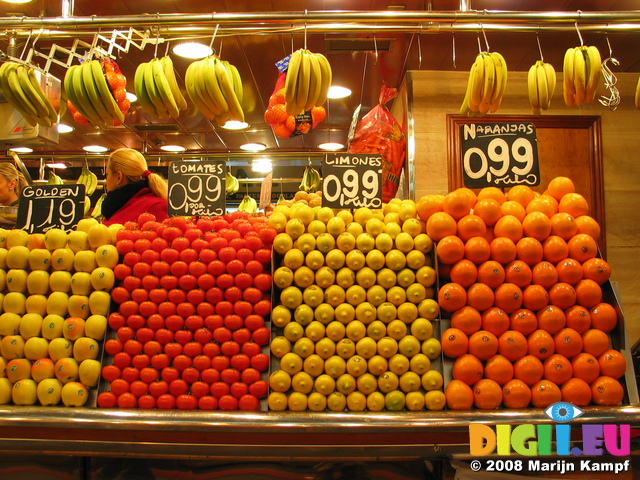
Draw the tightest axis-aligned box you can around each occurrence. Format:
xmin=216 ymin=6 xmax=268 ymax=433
xmin=366 ymin=391 xmax=385 ymax=411
xmin=357 ymin=373 xmax=378 ymax=395
xmin=366 ymin=320 xmax=387 ymax=341
xmin=374 ymin=233 xmax=394 ymax=253
xmin=303 ymin=354 xmax=325 ymax=377
xmin=280 ymin=286 xmax=303 ymax=309
xmin=268 ymin=212 xmax=288 ymax=232
xmin=421 ymin=338 xmax=442 ymax=360
xmin=367 ymin=355 xmax=388 ymax=376
xmin=326 ymin=216 xmax=346 ymax=236
xmin=316 ymin=207 xmax=334 ymax=223
xmin=397 ymin=302 xmax=419 ymax=324
xmin=388 ymin=353 xmax=410 ymax=376
xmin=346 ymin=391 xmax=367 ymax=411
xmin=384 ymin=212 xmax=401 ymax=225
xmin=273 ymin=233 xmax=293 ymax=255
xmin=315 ymin=233 xmax=336 ymax=253
xmin=267 ymin=392 xmax=288 ymax=411
xmin=418 ymin=298 xmax=439 ymax=320
xmin=327 ymin=391 xmax=347 ymax=412
xmin=410 ymin=318 xmax=434 ymax=341
xmin=406 ymin=283 xmax=428 ymax=304
xmin=355 ymin=233 xmax=375 ymax=253
xmin=354 ymin=207 xmax=373 ymax=226
xmin=383 ymin=221 xmax=402 ymax=240
xmin=325 ymin=321 xmax=346 ymax=341
xmin=273 ymin=267 xmax=294 ymax=289
xmin=293 ymin=266 xmax=315 ymax=288
xmin=383 ymin=201 xmax=400 ymax=215
xmin=291 ymin=204 xmax=315 ymax=225
xmin=308 ymin=392 xmax=327 ymax=412
xmin=307 ymin=219 xmax=327 ymax=237
xmin=386 ymin=286 xmax=407 ymax=306
xmin=394 ymin=232 xmax=414 ymax=253
xmin=422 ymin=369 xmax=444 ymax=391
xmin=366 ymin=285 xmax=387 ymax=306
xmin=405 ymin=390 xmax=426 ymax=411
xmin=396 ymin=268 xmax=416 ymax=288
xmin=336 ymin=373 xmax=356 ymax=395
xmin=385 ymin=390 xmax=406 ymax=411
xmin=314 ymin=373 xmax=336 ymax=395
xmin=409 ymin=353 xmax=431 ymax=375
xmin=314 ymin=266 xmax=336 ymax=289
xmin=346 ymin=221 xmax=364 ymax=238
xmin=314 ymin=303 xmax=335 ymax=324
xmin=336 ymin=232 xmax=356 ymax=252
xmin=324 ymin=285 xmax=346 ymax=307
xmin=304 ymin=320 xmax=326 ymax=342
xmin=324 ymin=355 xmax=347 ymax=379
xmin=295 ymin=233 xmax=316 ymax=253
xmin=269 ymin=370 xmax=292 ymax=392
xmin=377 ymin=371 xmax=399 ymax=393
xmin=345 ymin=285 xmax=366 ymax=306
xmin=413 ymin=233 xmax=434 ymax=253
xmin=270 ymin=336 xmax=292 ymax=358
xmin=386 ymin=319 xmax=408 ymax=341
xmin=325 ymin=249 xmax=345 ymax=270
xmin=385 ymin=249 xmax=407 ymax=271
xmin=377 ymin=302 xmax=397 ymax=323
xmin=402 ymin=218 xmax=423 ymax=237
xmin=377 ymin=336 xmax=399 ymax=359
xmin=399 ymin=201 xmax=418 ymax=221
xmin=365 ymin=217 xmax=385 ymax=237
xmin=271 ymin=305 xmax=292 ymax=328
xmin=294 ymin=304 xmax=314 ymax=326
xmin=337 ymin=210 xmax=354 ymax=225
xmin=304 ymin=250 xmax=325 ymax=271
xmin=293 ymin=337 xmax=315 ymax=358
xmin=399 ymin=371 xmax=422 ymax=392
xmin=344 ymin=251 xmax=365 ymax=271
xmin=355 ymin=267 xmax=376 ymax=288
xmin=345 ymin=320 xmax=366 ymax=342
xmin=406 ymin=250 xmax=427 ymax=270
xmin=425 ymin=390 xmax=446 ymax=411
xmin=355 ymin=337 xmax=377 ymax=359
xmin=283 ymin=249 xmax=305 ymax=269
xmin=302 ymin=285 xmax=324 ymax=307
xmin=315 ymin=337 xmax=336 ymax=359
xmin=354 ymin=302 xmax=377 ymax=325
xmin=333 ymin=268 xmax=354 ymax=289
xmin=283 ymin=322 xmax=304 ymax=342
xmin=336 ymin=338 xmax=356 ymax=359
xmin=287 ymin=391 xmax=308 ymax=411
xmin=273 ymin=204 xmax=291 ymax=218
xmin=365 ymin=249 xmax=385 ymax=270
xmin=280 ymin=352 xmax=303 ymax=375
xmin=291 ymin=371 xmax=314 ymax=394
xmin=345 ymin=355 xmax=367 ymax=377
xmin=334 ymin=303 xmax=355 ymax=324
xmin=285 ymin=218 xmax=305 ymax=240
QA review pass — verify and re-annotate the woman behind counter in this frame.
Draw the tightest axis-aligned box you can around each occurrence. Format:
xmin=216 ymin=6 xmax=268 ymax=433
xmin=102 ymin=148 xmax=169 ymax=226
xmin=0 ymin=163 xmax=28 ymax=227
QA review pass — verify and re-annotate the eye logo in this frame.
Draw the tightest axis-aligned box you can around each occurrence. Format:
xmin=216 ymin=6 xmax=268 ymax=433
xmin=544 ymin=402 xmax=584 ymax=422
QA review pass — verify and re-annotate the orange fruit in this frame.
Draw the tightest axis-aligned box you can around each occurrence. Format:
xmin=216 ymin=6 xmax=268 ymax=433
xmin=567 ymin=234 xmax=598 ymax=263
xmin=513 ymin=354 xmax=544 ymax=386
xmin=526 ymin=195 xmax=558 ymax=218
xmin=515 ymin=237 xmax=543 ymax=266
xmin=457 ymin=214 xmax=487 ymax=242
xmin=481 ymin=307 xmax=510 ymax=337
xmin=466 ymin=283 xmax=494 ymax=312
xmin=543 ymin=353 xmax=573 ymax=384
xmin=445 ymin=379 xmax=474 ymax=410
xmin=455 ymin=188 xmax=478 ymax=208
xmin=590 ymin=376 xmax=624 ymax=406
xmin=468 ymin=330 xmax=499 ymax=361
xmin=437 ymin=283 xmax=467 ymax=313
xmin=581 ymin=328 xmax=611 ymax=357
xmin=476 ymin=260 xmax=505 ymax=289
xmin=574 ymin=215 xmax=601 ymax=240
xmin=542 ymin=236 xmax=569 ymax=264
xmin=559 ymin=192 xmax=589 ymax=218
xmin=493 ymin=215 xmax=523 ymax=243
xmin=531 ymin=379 xmax=562 ymax=407
xmin=527 ymin=329 xmax=555 ymax=360
xmin=553 ymin=327 xmax=584 ymax=358
xmin=493 ymin=283 xmax=523 ymax=314
xmin=417 ymin=194 xmax=444 ymax=222
xmin=502 ymin=378 xmax=532 ymax=408
xmin=500 ymin=200 xmax=526 ymax=222
xmin=509 ymin=308 xmax=538 ymax=336
xmin=589 ymin=302 xmax=617 ymax=333
xmin=441 ymin=327 xmax=469 ymax=358
xmin=548 ymin=282 xmax=577 ymax=310
xmin=571 ymin=352 xmax=601 ymax=383
xmin=547 ymin=176 xmax=575 ymax=202
xmin=522 ymin=211 xmax=551 ymax=242
xmin=574 ymin=279 xmax=603 ymax=308
xmin=560 ymin=377 xmax=592 ymax=406
xmin=464 ymin=236 xmax=491 ymax=265
xmin=484 ymin=227 xmax=496 ymax=244
xmin=269 ymin=89 xmax=286 ymax=106
xmin=449 ymin=259 xmax=478 ymax=287
xmin=507 ymin=185 xmax=536 ymax=208
xmin=477 ymin=187 xmax=507 ymax=205
xmin=556 ymin=258 xmax=584 ymax=286
xmin=531 ymin=261 xmax=558 ymax=288
xmin=498 ymin=329 xmax=528 ymax=362
xmin=484 ymin=354 xmax=515 ymax=385
xmin=273 ymin=121 xmax=294 ymax=138
xmin=536 ymin=305 xmax=567 ymax=335
xmin=598 ymin=349 xmax=627 ymax=379
xmin=489 ymin=237 xmax=517 ymax=265
xmin=452 ymin=353 xmax=484 ymax=385
xmin=436 ymin=235 xmax=465 ymax=265
xmin=451 ymin=305 xmax=483 ymax=336
xmin=582 ymin=258 xmax=611 ymax=285
xmin=473 ymin=198 xmax=503 ymax=227
xmin=426 ymin=211 xmax=458 ymax=242
xmin=522 ymin=284 xmax=549 ymax=311
xmin=504 ymin=260 xmax=532 ymax=288
xmin=443 ymin=190 xmax=472 ymax=221
xmin=473 ymin=378 xmax=503 ymax=409
xmin=549 ymin=212 xmax=578 ymax=240
xmin=565 ymin=305 xmax=592 ymax=334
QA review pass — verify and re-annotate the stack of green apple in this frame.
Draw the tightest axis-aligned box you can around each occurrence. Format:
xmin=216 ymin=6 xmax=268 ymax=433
xmin=267 ymin=200 xmax=445 ymax=412
xmin=0 ymin=218 xmax=120 ymax=407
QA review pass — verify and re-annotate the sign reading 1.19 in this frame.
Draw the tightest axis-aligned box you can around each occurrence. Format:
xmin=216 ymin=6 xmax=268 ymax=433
xmin=168 ymin=160 xmax=226 ymax=217
xmin=322 ymin=153 xmax=383 ymax=209
xmin=16 ymin=184 xmax=85 ymax=233
xmin=460 ymin=122 xmax=540 ymax=188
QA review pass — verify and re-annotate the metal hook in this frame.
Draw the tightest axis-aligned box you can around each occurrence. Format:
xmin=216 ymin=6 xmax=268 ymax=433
xmin=605 ymin=31 xmax=614 ymax=59
xmin=452 ymin=31 xmax=456 ymax=69
xmin=153 ymin=25 xmax=161 ymax=58
xmin=481 ymin=22 xmax=490 ymax=52
xmin=575 ymin=17 xmax=584 ymax=46
xmin=417 ymin=27 xmax=423 ymax=69
xmin=20 ymin=30 xmax=33 ymax=61
xmin=209 ymin=23 xmax=220 ymax=51
xmin=373 ymin=31 xmax=379 ymax=64
xmin=164 ymin=41 xmax=170 ymax=57
xmin=303 ymin=10 xmax=308 ymax=50
xmin=536 ymin=32 xmax=544 ymax=62
xmin=101 ymin=157 xmax=106 ymax=176
xmin=476 ymin=34 xmax=483 ymax=55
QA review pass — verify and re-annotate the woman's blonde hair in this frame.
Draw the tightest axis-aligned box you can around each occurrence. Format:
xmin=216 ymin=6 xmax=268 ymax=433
xmin=108 ymin=148 xmax=168 ymax=200
xmin=0 ymin=162 xmax=28 ymax=197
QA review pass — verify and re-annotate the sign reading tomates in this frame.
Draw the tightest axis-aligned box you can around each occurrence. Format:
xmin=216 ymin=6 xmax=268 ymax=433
xmin=322 ymin=153 xmax=383 ymax=209
xmin=16 ymin=184 xmax=85 ymax=233
xmin=168 ymin=160 xmax=226 ymax=217
xmin=460 ymin=122 xmax=540 ymax=188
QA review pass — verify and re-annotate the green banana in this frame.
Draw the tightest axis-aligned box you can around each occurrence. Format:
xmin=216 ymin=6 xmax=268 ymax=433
xmin=78 ymin=167 xmax=98 ymax=196
xmin=161 ymin=56 xmax=187 ymax=111
xmin=81 ymin=61 xmax=112 ymax=125
xmin=238 ymin=195 xmax=257 ymax=213
xmin=72 ymin=62 xmax=107 ymax=126
xmin=84 ymin=196 xmax=91 ymax=216
xmin=47 ymin=172 xmax=64 ymax=185
xmin=92 ymin=193 xmax=106 ymax=218
xmin=215 ymin=59 xmax=244 ymax=122
xmin=225 ymin=172 xmax=239 ymax=196
xmin=151 ymin=57 xmax=180 ymax=118
xmin=0 ymin=62 xmax=38 ymax=126
xmin=299 ymin=166 xmax=321 ymax=193
xmin=143 ymin=62 xmax=170 ymax=119
xmin=184 ymin=61 xmax=217 ymax=119
xmin=134 ymin=62 xmax=158 ymax=116
xmin=16 ymin=64 xmax=51 ymax=126
xmin=28 ymin=68 xmax=58 ymax=125
xmin=90 ymin=59 xmax=124 ymax=123
xmin=277 ymin=194 xmax=286 ymax=205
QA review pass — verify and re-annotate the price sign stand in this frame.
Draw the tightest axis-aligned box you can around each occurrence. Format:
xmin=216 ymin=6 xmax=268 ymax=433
xmin=16 ymin=184 xmax=86 ymax=233
xmin=322 ymin=153 xmax=383 ymax=209
xmin=168 ymin=160 xmax=226 ymax=217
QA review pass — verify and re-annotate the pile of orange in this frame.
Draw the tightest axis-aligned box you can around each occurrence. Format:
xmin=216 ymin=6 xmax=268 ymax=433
xmin=418 ymin=177 xmax=626 ymax=411
xmin=264 ymin=88 xmax=326 ymax=139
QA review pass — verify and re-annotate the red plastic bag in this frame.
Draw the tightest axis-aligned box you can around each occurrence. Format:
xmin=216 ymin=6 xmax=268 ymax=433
xmin=348 ymin=85 xmax=406 ymax=203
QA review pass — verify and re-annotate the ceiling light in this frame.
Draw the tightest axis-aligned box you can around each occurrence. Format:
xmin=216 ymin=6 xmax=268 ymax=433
xmin=240 ymin=143 xmax=267 ymax=152
xmin=251 ymin=158 xmax=272 ymax=173
xmin=46 ymin=162 xmax=69 ymax=169
xmin=8 ymin=147 xmax=33 ymax=153
xmin=57 ymin=123 xmax=74 ymax=133
xmin=173 ymin=42 xmax=213 ymax=59
xmin=83 ymin=145 xmax=109 ymax=153
xmin=2 ymin=0 xmax=34 ymax=3
xmin=126 ymin=92 xmax=137 ymax=103
xmin=222 ymin=121 xmax=249 ymax=130
xmin=327 ymin=86 xmax=352 ymax=99
xmin=318 ymin=142 xmax=345 ymax=151
xmin=160 ymin=145 xmax=186 ymax=152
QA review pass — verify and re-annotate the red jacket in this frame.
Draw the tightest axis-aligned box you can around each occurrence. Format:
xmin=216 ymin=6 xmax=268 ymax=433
xmin=103 ymin=188 xmax=168 ymax=226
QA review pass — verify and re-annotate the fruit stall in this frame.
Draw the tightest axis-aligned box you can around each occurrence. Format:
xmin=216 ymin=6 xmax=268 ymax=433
xmin=0 ymin=4 xmax=640 ymax=478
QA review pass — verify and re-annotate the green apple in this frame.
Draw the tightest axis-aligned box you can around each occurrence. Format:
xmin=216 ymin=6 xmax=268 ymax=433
xmin=26 ymin=232 xmax=46 ymax=250
xmin=28 ymin=248 xmax=52 ymax=271
xmin=73 ymin=336 xmax=99 ymax=361
xmin=0 ymin=377 xmax=11 ymax=404
xmin=49 ymin=270 xmax=72 ymax=293
xmin=90 ymin=267 xmax=115 ymax=291
xmin=26 ymin=270 xmax=49 ymax=295
xmin=76 ymin=218 xmax=99 ymax=235
xmin=107 ymin=223 xmax=125 ymax=244
xmin=67 ymin=230 xmax=89 ymax=253
xmin=47 ymin=291 xmax=69 ymax=316
xmin=63 ymin=316 xmax=85 ymax=340
xmin=31 ymin=357 xmax=55 ymax=382
xmin=78 ymin=358 xmax=101 ymax=387
xmin=6 ymin=245 xmax=30 ymax=269
xmin=95 ymin=244 xmax=118 ymax=269
xmin=73 ymin=250 xmax=96 ymax=273
xmin=89 ymin=291 xmax=110 ymax=316
xmin=85 ymin=314 xmax=107 ymax=340
xmin=50 ymin=248 xmax=74 ymax=271
xmin=87 ymin=223 xmax=111 ymax=250
xmin=42 ymin=314 xmax=65 ymax=340
xmin=61 ymin=381 xmax=88 ymax=407
xmin=70 ymin=272 xmax=92 ymax=296
xmin=68 ymin=295 xmax=90 ymax=319
xmin=3 ymin=291 xmax=26 ymax=314
xmin=0 ymin=312 xmax=21 ymax=336
xmin=55 ymin=357 xmax=79 ymax=383
xmin=6 ymin=268 xmax=28 ymax=293
xmin=6 ymin=358 xmax=32 ymax=383
xmin=48 ymin=337 xmax=73 ymax=362
xmin=23 ymin=336 xmax=49 ymax=361
xmin=44 ymin=228 xmax=68 ymax=251
xmin=19 ymin=312 xmax=43 ymax=340
xmin=0 ymin=228 xmax=8 ymax=248
xmin=12 ymin=378 xmax=37 ymax=405
xmin=25 ymin=294 xmax=48 ymax=316
xmin=0 ymin=247 xmax=8 ymax=269
xmin=37 ymin=377 xmax=63 ymax=406
xmin=0 ymin=335 xmax=24 ymax=359
xmin=6 ymin=228 xmax=29 ymax=248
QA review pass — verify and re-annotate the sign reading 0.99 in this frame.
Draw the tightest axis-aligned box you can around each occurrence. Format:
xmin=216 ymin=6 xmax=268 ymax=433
xmin=16 ymin=184 xmax=85 ymax=233
xmin=168 ymin=160 xmax=226 ymax=217
xmin=322 ymin=153 xmax=383 ymax=209
xmin=460 ymin=122 xmax=540 ymax=188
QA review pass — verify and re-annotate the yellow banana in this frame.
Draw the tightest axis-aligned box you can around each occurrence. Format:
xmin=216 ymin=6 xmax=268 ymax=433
xmin=90 ymin=59 xmax=123 ymax=123
xmin=527 ymin=63 xmax=540 ymax=113
xmin=143 ymin=61 xmax=170 ymax=120
xmin=92 ymin=193 xmax=106 ymax=218
xmin=203 ymin=57 xmax=228 ymax=115
xmin=72 ymin=62 xmax=107 ymax=126
xmin=0 ymin=62 xmax=38 ymax=126
xmin=537 ymin=61 xmax=549 ymax=111
xmin=543 ymin=62 xmax=557 ymax=105
xmin=184 ymin=61 xmax=216 ymax=119
xmin=134 ymin=62 xmax=158 ymax=116
xmin=161 ymin=56 xmax=187 ymax=111
xmin=573 ymin=47 xmax=586 ymax=107
xmin=294 ymin=50 xmax=310 ymax=113
xmin=585 ymin=45 xmax=602 ymax=103
xmin=222 ymin=60 xmax=243 ymax=106
xmin=28 ymin=68 xmax=58 ymax=125
xmin=284 ymin=49 xmax=302 ymax=104
xmin=563 ymin=48 xmax=576 ymax=107
xmin=16 ymin=64 xmax=51 ymax=126
xmin=305 ymin=53 xmax=322 ymax=112
xmin=215 ymin=58 xmax=244 ymax=122
xmin=81 ymin=61 xmax=113 ymax=125
xmin=489 ymin=52 xmax=508 ymax=113
xmin=313 ymin=52 xmax=332 ymax=106
xmin=468 ymin=55 xmax=485 ymax=113
xmin=478 ymin=53 xmax=494 ymax=114
xmin=151 ymin=58 xmax=180 ymax=118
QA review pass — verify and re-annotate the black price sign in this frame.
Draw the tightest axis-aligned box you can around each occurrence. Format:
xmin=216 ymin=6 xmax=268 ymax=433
xmin=168 ymin=160 xmax=225 ymax=217
xmin=460 ymin=123 xmax=540 ymax=188
xmin=16 ymin=184 xmax=85 ymax=233
xmin=322 ymin=153 xmax=383 ymax=209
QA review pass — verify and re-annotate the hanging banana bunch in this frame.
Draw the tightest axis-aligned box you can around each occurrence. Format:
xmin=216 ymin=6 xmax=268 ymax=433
xmin=299 ymin=166 xmax=321 ymax=193
xmin=134 ymin=56 xmax=188 ymax=119
xmin=527 ymin=60 xmax=557 ymax=115
xmin=563 ymin=45 xmax=602 ymax=107
xmin=225 ymin=171 xmax=239 ymax=196
xmin=92 ymin=194 xmax=106 ymax=218
xmin=47 ymin=171 xmax=64 ymax=185
xmin=77 ymin=167 xmax=98 ymax=196
xmin=460 ymin=51 xmax=508 ymax=117
xmin=283 ymin=49 xmax=332 ymax=115
xmin=238 ymin=195 xmax=257 ymax=213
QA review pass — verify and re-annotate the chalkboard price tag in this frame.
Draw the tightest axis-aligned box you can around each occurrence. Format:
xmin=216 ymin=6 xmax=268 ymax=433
xmin=460 ymin=122 xmax=540 ymax=188
xmin=168 ymin=160 xmax=226 ymax=217
xmin=322 ymin=153 xmax=383 ymax=209
xmin=16 ymin=184 xmax=86 ymax=233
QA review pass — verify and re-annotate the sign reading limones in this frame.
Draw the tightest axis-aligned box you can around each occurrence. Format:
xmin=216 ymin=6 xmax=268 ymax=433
xmin=168 ymin=160 xmax=226 ymax=217
xmin=322 ymin=153 xmax=383 ymax=209
xmin=16 ymin=184 xmax=85 ymax=233
xmin=460 ymin=122 xmax=540 ymax=188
